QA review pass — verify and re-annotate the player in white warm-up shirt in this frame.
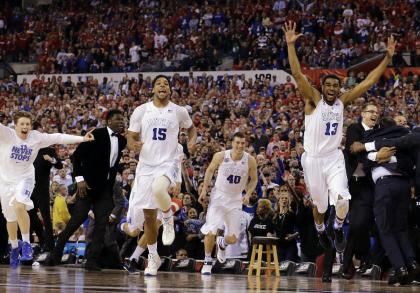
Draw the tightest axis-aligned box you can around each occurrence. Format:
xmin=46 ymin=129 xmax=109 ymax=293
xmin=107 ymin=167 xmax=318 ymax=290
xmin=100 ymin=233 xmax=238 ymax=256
xmin=198 ymin=132 xmax=258 ymax=275
xmin=127 ymin=75 xmax=197 ymax=276
xmin=283 ymin=20 xmax=396 ymax=256
xmin=0 ymin=111 xmax=93 ymax=268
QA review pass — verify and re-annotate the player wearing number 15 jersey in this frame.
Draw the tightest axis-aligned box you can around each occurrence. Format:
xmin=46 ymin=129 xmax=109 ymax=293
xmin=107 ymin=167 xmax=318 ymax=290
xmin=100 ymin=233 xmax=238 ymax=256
xmin=283 ymin=21 xmax=396 ymax=254
xmin=127 ymin=75 xmax=197 ymax=276
xmin=198 ymin=132 xmax=257 ymax=275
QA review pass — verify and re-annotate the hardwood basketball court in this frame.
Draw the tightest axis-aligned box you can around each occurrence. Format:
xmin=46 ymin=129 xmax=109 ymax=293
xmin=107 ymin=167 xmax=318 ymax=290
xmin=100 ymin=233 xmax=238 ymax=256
xmin=0 ymin=266 xmax=418 ymax=292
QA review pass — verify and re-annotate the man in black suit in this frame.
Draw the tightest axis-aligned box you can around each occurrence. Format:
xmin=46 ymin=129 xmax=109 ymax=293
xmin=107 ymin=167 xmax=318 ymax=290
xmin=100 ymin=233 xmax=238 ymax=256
xmin=365 ymin=126 xmax=420 ymax=195
xmin=47 ymin=109 xmax=127 ymax=271
xmin=341 ymin=102 xmax=378 ymax=278
xmin=29 ymin=125 xmax=63 ymax=252
xmin=355 ymin=117 xmax=418 ymax=285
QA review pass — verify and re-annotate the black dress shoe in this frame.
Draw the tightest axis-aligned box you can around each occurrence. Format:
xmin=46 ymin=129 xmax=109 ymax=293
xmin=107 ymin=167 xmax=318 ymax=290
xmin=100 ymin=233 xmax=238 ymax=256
xmin=340 ymin=271 xmax=353 ymax=280
xmin=322 ymin=273 xmax=332 ymax=283
xmin=85 ymin=262 xmax=102 ymax=271
xmin=44 ymin=254 xmax=59 ymax=267
xmin=356 ymin=262 xmax=372 ymax=274
xmin=408 ymin=261 xmax=420 ymax=282
xmin=318 ymin=231 xmax=333 ymax=250
xmin=388 ymin=267 xmax=410 ymax=286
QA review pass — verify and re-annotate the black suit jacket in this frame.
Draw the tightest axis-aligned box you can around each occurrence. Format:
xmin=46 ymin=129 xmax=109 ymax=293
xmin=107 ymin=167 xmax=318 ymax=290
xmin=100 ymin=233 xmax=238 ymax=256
xmin=72 ymin=127 xmax=127 ymax=195
xmin=364 ymin=125 xmax=414 ymax=177
xmin=374 ymin=127 xmax=420 ymax=150
xmin=374 ymin=127 xmax=420 ymax=192
xmin=344 ymin=122 xmax=368 ymax=180
xmin=33 ymin=147 xmax=63 ymax=191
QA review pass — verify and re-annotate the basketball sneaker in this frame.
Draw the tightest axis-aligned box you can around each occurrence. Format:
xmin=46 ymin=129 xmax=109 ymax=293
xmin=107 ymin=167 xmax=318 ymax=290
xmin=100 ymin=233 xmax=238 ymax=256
xmin=161 ymin=216 xmax=175 ymax=246
xmin=10 ymin=247 xmax=20 ymax=269
xmin=201 ymin=260 xmax=213 ymax=275
xmin=144 ymin=253 xmax=161 ymax=276
xmin=123 ymin=258 xmax=140 ymax=275
xmin=216 ymin=236 xmax=226 ymax=263
xmin=20 ymin=241 xmax=33 ymax=262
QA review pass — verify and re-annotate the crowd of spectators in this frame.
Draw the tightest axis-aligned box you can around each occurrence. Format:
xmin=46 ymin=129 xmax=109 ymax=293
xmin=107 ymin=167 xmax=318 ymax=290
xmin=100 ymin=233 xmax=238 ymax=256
xmin=0 ymin=0 xmax=420 ymax=278
xmin=0 ymin=64 xmax=419 ymax=269
xmin=0 ymin=0 xmax=419 ymax=73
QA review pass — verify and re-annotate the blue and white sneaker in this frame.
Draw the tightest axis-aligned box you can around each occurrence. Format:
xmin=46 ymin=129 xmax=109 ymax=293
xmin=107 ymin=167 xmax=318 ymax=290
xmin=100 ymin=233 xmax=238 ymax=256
xmin=10 ymin=247 xmax=20 ymax=269
xmin=216 ymin=236 xmax=226 ymax=264
xmin=20 ymin=242 xmax=33 ymax=262
xmin=201 ymin=260 xmax=213 ymax=275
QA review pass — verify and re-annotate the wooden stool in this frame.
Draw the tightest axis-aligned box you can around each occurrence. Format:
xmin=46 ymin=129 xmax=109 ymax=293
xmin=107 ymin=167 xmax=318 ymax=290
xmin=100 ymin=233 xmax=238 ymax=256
xmin=248 ymin=236 xmax=280 ymax=277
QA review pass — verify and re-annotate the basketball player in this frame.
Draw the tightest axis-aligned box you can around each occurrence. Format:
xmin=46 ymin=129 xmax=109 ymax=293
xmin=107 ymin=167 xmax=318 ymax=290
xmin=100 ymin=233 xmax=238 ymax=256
xmin=198 ymin=132 xmax=258 ymax=275
xmin=0 ymin=111 xmax=94 ymax=268
xmin=127 ymin=75 xmax=196 ymax=276
xmin=283 ymin=21 xmax=396 ymax=252
xmin=120 ymin=144 xmax=184 ymax=274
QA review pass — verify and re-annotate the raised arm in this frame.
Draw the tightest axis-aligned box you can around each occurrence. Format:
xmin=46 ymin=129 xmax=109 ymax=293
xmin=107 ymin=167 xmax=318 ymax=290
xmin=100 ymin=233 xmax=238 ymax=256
xmin=198 ymin=152 xmax=223 ymax=205
xmin=283 ymin=21 xmax=321 ymax=104
xmin=40 ymin=129 xmax=94 ymax=148
xmin=0 ymin=123 xmax=14 ymax=142
xmin=341 ymin=36 xmax=396 ymax=105
xmin=243 ymin=155 xmax=258 ymax=204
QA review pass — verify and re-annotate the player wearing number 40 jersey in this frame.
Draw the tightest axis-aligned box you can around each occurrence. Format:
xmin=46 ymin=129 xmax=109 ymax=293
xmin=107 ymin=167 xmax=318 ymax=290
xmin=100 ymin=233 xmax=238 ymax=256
xmin=283 ymin=21 xmax=396 ymax=254
xmin=127 ymin=75 xmax=197 ymax=277
xmin=198 ymin=132 xmax=258 ymax=275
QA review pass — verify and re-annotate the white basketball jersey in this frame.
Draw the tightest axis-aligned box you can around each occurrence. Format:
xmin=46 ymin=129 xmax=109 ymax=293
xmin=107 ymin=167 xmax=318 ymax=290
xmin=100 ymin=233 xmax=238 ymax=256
xmin=128 ymin=101 xmax=192 ymax=166
xmin=214 ymin=150 xmax=249 ymax=195
xmin=304 ymin=97 xmax=343 ymax=156
xmin=0 ymin=124 xmax=84 ymax=183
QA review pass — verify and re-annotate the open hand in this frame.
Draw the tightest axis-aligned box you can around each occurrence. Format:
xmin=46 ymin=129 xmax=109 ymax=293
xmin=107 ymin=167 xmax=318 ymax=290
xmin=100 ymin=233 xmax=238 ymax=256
xmin=77 ymin=181 xmax=90 ymax=197
xmin=282 ymin=21 xmax=303 ymax=44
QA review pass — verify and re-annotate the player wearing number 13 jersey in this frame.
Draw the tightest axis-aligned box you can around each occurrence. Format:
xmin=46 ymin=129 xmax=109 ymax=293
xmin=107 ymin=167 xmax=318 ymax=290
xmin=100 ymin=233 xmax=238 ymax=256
xmin=127 ymin=75 xmax=197 ymax=276
xmin=283 ymin=20 xmax=396 ymax=254
xmin=198 ymin=132 xmax=257 ymax=275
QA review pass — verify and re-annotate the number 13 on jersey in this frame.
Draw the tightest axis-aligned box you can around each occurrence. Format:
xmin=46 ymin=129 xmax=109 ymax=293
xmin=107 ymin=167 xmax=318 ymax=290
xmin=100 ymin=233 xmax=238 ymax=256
xmin=325 ymin=122 xmax=338 ymax=136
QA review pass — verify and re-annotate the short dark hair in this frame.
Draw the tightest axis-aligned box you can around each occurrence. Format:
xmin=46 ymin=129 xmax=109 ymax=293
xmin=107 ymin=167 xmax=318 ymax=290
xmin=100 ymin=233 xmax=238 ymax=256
xmin=32 ymin=121 xmax=42 ymax=130
xmin=13 ymin=111 xmax=33 ymax=125
xmin=362 ymin=102 xmax=378 ymax=112
xmin=379 ymin=117 xmax=396 ymax=128
xmin=152 ymin=75 xmax=171 ymax=88
xmin=106 ymin=109 xmax=123 ymax=121
xmin=322 ymin=74 xmax=341 ymax=85
xmin=232 ymin=132 xmax=245 ymax=140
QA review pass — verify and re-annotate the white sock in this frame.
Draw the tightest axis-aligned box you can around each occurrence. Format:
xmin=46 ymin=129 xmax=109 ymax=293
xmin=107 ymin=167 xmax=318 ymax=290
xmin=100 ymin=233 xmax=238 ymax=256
xmin=315 ymin=223 xmax=325 ymax=232
xmin=147 ymin=242 xmax=158 ymax=255
xmin=334 ymin=217 xmax=344 ymax=229
xmin=204 ymin=252 xmax=212 ymax=262
xmin=218 ymin=237 xmax=227 ymax=249
xmin=119 ymin=223 xmax=126 ymax=232
xmin=162 ymin=209 xmax=172 ymax=219
xmin=130 ymin=246 xmax=145 ymax=261
xmin=10 ymin=239 xmax=18 ymax=249
xmin=22 ymin=234 xmax=30 ymax=243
